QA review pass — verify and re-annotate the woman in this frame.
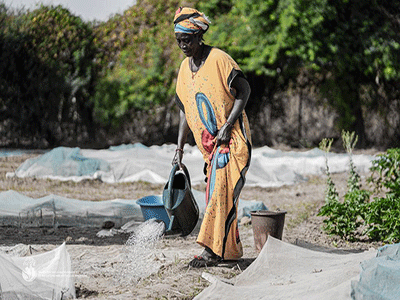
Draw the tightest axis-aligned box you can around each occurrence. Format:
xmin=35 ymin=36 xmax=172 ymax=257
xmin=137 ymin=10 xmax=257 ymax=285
xmin=172 ymin=7 xmax=252 ymax=267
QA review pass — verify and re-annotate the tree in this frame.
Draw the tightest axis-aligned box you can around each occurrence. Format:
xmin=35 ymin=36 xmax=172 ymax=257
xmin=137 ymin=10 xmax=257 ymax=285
xmin=21 ymin=5 xmax=99 ymax=144
xmin=199 ymin=0 xmax=400 ymax=147
xmin=0 ymin=5 xmax=99 ymax=147
xmin=92 ymin=0 xmax=188 ymax=127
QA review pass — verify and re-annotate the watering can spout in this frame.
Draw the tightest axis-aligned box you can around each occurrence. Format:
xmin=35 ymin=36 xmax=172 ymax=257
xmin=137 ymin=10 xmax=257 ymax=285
xmin=162 ymin=164 xmax=199 ymax=236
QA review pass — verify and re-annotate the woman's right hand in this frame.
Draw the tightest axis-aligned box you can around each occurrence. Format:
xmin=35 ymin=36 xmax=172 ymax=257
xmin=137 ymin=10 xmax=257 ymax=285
xmin=172 ymin=149 xmax=184 ymax=169
xmin=173 ymin=110 xmax=190 ymax=170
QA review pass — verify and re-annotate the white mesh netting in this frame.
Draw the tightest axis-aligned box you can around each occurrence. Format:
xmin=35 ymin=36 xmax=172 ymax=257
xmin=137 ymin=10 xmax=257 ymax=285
xmin=7 ymin=144 xmax=374 ymax=187
xmin=0 ymin=190 xmax=143 ymax=228
xmin=351 ymin=243 xmax=400 ymax=299
xmin=0 ymin=243 xmax=75 ymax=299
xmin=195 ymin=236 xmax=378 ymax=300
xmin=0 ymin=190 xmax=265 ymax=228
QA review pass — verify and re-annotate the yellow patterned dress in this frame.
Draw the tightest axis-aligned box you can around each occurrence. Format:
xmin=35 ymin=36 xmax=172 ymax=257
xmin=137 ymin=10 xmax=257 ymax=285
xmin=175 ymin=47 xmax=252 ymax=260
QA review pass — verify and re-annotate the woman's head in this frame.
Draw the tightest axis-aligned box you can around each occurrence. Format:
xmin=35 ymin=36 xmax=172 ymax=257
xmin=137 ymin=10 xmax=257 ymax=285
xmin=174 ymin=7 xmax=210 ymax=34
xmin=174 ymin=7 xmax=210 ymax=57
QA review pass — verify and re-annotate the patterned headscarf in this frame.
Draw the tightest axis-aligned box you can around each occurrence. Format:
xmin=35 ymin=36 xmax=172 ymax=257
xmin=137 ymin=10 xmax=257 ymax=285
xmin=174 ymin=7 xmax=210 ymax=34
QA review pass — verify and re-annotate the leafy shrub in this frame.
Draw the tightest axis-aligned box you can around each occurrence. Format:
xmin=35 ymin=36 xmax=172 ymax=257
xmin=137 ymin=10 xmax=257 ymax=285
xmin=365 ymin=148 xmax=400 ymax=242
xmin=364 ymin=194 xmax=400 ymax=243
xmin=319 ymin=189 xmax=370 ymax=241
xmin=0 ymin=4 xmax=98 ymax=146
xmin=368 ymin=148 xmax=400 ymax=197
xmin=318 ymin=131 xmax=369 ymax=241
xmin=342 ymin=130 xmax=361 ymax=192
xmin=319 ymin=140 xmax=400 ymax=243
xmin=319 ymin=138 xmax=339 ymax=203
xmin=92 ymin=0 xmax=183 ymax=127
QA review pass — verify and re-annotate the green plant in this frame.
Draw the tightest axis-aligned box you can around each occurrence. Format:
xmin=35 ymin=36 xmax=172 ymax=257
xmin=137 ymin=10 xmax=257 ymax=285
xmin=342 ymin=130 xmax=360 ymax=192
xmin=364 ymin=194 xmax=400 ymax=243
xmin=318 ymin=132 xmax=370 ymax=241
xmin=92 ymin=0 xmax=183 ymax=127
xmin=319 ymin=189 xmax=369 ymax=241
xmin=319 ymin=145 xmax=400 ymax=242
xmin=319 ymin=138 xmax=339 ymax=203
xmin=368 ymin=148 xmax=400 ymax=197
xmin=365 ymin=148 xmax=400 ymax=242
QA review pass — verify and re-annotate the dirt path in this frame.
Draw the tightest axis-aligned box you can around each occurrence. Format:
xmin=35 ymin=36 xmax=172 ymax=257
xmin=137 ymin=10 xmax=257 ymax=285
xmin=0 ymin=154 xmax=382 ymax=299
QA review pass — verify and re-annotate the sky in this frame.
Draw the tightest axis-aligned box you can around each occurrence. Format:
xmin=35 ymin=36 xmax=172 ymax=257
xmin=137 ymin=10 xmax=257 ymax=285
xmin=3 ymin=0 xmax=136 ymax=21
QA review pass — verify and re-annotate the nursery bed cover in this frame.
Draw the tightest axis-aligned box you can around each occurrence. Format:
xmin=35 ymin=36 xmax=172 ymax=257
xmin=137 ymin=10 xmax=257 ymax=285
xmin=0 ymin=190 xmax=143 ymax=227
xmin=195 ymin=237 xmax=378 ymax=300
xmin=0 ymin=242 xmax=75 ymax=299
xmin=0 ymin=190 xmax=265 ymax=227
xmin=8 ymin=144 xmax=374 ymax=188
xmin=351 ymin=242 xmax=400 ymax=299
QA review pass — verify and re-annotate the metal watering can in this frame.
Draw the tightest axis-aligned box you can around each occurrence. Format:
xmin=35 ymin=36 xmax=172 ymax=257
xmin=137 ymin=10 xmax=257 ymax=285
xmin=162 ymin=164 xmax=199 ymax=236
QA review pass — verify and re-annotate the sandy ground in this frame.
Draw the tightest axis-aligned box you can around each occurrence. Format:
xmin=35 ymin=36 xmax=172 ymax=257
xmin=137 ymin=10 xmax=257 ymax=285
xmin=0 ymin=152 xmax=383 ymax=299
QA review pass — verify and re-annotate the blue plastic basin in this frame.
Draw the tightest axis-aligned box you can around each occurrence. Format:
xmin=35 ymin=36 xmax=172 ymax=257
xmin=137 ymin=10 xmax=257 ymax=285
xmin=136 ymin=195 xmax=170 ymax=228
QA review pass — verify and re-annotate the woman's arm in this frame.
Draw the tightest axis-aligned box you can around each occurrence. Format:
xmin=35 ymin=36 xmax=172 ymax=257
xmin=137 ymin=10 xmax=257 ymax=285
xmin=216 ymin=76 xmax=251 ymax=146
xmin=172 ymin=110 xmax=191 ymax=168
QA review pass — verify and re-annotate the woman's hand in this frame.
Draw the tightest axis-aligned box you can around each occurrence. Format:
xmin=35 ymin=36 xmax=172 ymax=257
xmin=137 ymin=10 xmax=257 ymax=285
xmin=172 ymin=149 xmax=184 ymax=169
xmin=215 ymin=76 xmax=251 ymax=147
xmin=172 ymin=110 xmax=190 ymax=169
xmin=216 ymin=123 xmax=233 ymax=146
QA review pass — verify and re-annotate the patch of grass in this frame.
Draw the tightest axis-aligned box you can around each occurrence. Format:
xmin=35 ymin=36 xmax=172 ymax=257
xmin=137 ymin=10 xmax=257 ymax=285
xmin=306 ymin=175 xmax=326 ymax=185
xmin=190 ymin=287 xmax=206 ymax=298
xmin=285 ymin=201 xmax=320 ymax=229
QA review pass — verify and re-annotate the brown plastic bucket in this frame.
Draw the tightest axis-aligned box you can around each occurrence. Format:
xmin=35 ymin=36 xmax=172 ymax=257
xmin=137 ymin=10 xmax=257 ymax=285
xmin=250 ymin=210 xmax=287 ymax=252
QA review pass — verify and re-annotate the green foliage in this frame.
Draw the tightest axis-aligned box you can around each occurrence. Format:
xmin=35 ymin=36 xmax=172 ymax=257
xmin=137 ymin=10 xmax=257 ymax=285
xmin=1 ymin=0 xmax=400 ymax=147
xmin=200 ymin=0 xmax=328 ymax=75
xmin=198 ymin=0 xmax=232 ymax=16
xmin=342 ymin=130 xmax=360 ymax=192
xmin=93 ymin=42 xmax=176 ymax=125
xmin=365 ymin=148 xmax=400 ymax=243
xmin=0 ymin=4 xmax=98 ymax=145
xmin=318 ymin=189 xmax=370 ymax=241
xmin=319 ymin=137 xmax=400 ymax=242
xmin=368 ymin=148 xmax=400 ymax=196
xmin=200 ymin=0 xmax=400 ymax=146
xmin=22 ymin=5 xmax=94 ymax=76
xmin=364 ymin=194 xmax=400 ymax=243
xmin=319 ymin=138 xmax=339 ymax=203
xmin=92 ymin=0 xmax=186 ymax=126
xmin=318 ymin=134 xmax=369 ymax=241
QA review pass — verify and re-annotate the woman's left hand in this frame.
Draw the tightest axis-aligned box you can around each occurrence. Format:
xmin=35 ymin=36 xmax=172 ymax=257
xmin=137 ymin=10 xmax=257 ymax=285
xmin=216 ymin=123 xmax=233 ymax=146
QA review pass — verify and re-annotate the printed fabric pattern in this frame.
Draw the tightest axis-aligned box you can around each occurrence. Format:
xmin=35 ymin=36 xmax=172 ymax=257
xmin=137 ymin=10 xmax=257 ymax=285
xmin=176 ymin=48 xmax=251 ymax=260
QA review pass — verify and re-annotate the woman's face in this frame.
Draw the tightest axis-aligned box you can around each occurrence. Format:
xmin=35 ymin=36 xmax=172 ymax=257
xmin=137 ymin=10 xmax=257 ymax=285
xmin=175 ymin=32 xmax=202 ymax=57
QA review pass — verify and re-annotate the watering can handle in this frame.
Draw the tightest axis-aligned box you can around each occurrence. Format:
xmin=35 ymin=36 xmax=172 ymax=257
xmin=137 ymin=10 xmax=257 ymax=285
xmin=164 ymin=164 xmax=192 ymax=209
xmin=167 ymin=163 xmax=191 ymax=190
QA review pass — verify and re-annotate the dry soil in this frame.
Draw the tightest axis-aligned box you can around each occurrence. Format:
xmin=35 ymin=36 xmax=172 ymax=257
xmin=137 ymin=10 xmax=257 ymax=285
xmin=0 ymin=152 xmax=383 ymax=299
